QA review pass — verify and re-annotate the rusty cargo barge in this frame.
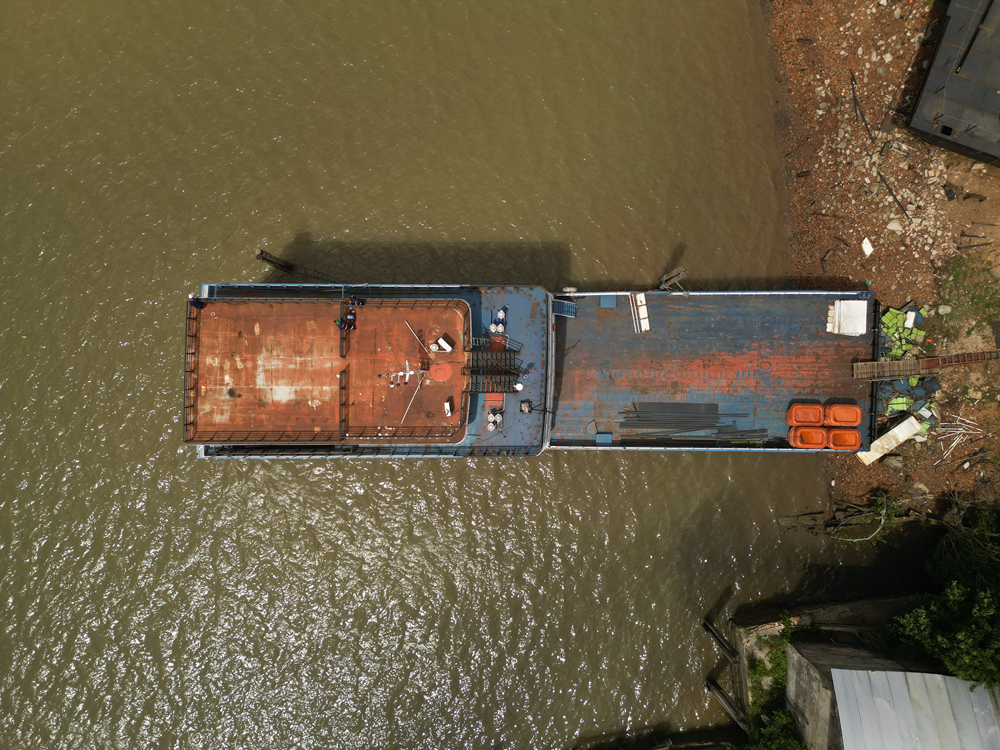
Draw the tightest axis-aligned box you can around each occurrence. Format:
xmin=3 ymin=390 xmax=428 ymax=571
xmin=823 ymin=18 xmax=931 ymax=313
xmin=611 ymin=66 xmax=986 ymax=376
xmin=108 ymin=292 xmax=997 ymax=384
xmin=183 ymin=284 xmax=877 ymax=458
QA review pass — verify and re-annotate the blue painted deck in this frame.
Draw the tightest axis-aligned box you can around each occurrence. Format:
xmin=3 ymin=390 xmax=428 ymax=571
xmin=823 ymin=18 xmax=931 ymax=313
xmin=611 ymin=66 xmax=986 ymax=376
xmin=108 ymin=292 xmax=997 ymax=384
xmin=549 ymin=291 xmax=876 ymax=450
xmin=466 ymin=285 xmax=551 ymax=455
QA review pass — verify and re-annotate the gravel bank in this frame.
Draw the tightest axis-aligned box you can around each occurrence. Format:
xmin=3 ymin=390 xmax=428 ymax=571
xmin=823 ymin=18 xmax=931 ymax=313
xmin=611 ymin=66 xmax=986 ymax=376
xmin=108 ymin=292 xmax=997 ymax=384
xmin=765 ymin=0 xmax=1000 ymax=507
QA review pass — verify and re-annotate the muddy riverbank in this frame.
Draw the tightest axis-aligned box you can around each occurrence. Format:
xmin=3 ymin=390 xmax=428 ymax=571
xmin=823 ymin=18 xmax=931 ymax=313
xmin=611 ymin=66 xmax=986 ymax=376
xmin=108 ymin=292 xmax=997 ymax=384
xmin=765 ymin=0 xmax=1000 ymax=508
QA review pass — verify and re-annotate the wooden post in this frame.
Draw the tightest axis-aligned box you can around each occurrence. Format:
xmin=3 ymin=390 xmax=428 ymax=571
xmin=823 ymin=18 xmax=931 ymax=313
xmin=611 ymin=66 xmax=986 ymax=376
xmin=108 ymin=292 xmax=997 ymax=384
xmin=705 ymin=678 xmax=750 ymax=733
xmin=254 ymin=249 xmax=294 ymax=273
xmin=702 ymin=619 xmax=740 ymax=664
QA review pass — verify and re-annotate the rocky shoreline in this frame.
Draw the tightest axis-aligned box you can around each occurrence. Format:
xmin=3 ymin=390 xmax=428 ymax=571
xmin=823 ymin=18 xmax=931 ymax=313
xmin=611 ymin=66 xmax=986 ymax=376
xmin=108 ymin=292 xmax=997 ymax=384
xmin=764 ymin=0 xmax=1000 ymax=508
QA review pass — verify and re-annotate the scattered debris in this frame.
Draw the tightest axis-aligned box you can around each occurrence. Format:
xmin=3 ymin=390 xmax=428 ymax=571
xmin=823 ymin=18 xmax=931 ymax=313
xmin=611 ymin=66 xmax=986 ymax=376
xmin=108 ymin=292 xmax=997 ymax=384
xmin=933 ymin=413 xmax=984 ymax=464
xmin=770 ymin=0 xmax=1000 ymax=503
xmin=880 ymin=307 xmax=927 ymax=359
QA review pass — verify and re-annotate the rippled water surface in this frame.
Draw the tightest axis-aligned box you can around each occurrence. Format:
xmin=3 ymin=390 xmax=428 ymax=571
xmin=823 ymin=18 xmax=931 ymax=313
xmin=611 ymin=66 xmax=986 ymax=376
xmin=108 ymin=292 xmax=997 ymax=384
xmin=2 ymin=2 xmax=862 ymax=747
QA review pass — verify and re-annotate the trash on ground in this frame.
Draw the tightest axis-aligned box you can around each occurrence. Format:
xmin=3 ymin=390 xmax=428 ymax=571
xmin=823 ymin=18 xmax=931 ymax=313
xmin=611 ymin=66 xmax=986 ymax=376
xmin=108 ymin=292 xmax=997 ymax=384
xmin=858 ymin=416 xmax=922 ymax=466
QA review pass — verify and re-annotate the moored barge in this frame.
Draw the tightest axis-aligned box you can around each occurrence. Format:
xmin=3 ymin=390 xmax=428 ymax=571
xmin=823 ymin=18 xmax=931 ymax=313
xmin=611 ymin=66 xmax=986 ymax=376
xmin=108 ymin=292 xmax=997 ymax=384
xmin=184 ymin=284 xmax=877 ymax=458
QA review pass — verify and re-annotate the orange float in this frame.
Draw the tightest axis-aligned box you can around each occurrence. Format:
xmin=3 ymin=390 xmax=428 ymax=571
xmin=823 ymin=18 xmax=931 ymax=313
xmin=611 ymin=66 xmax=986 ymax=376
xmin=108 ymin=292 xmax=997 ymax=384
xmin=827 ymin=428 xmax=862 ymax=451
xmin=787 ymin=403 xmax=825 ymax=426
xmin=788 ymin=426 xmax=828 ymax=449
xmin=824 ymin=403 xmax=862 ymax=427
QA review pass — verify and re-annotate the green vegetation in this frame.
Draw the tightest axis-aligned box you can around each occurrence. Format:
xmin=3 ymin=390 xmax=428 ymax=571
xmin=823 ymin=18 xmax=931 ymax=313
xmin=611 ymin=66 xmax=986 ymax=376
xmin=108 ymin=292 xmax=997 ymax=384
xmin=936 ymin=255 xmax=1000 ymax=339
xmin=742 ymin=709 xmax=805 ymax=750
xmin=742 ymin=614 xmax=807 ymax=750
xmin=898 ymin=582 xmax=1000 ymax=687
xmin=896 ymin=487 xmax=1000 ymax=688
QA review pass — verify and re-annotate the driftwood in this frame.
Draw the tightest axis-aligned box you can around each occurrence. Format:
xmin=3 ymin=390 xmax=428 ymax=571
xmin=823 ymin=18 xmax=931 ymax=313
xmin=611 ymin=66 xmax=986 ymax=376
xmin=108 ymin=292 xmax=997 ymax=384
xmin=779 ymin=507 xmax=942 ymax=539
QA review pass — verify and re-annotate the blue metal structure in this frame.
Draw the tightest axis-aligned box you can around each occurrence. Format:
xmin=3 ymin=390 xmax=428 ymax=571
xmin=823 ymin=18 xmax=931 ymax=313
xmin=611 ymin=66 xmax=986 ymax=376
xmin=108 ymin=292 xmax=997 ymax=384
xmin=185 ymin=284 xmax=876 ymax=458
xmin=549 ymin=291 xmax=877 ymax=451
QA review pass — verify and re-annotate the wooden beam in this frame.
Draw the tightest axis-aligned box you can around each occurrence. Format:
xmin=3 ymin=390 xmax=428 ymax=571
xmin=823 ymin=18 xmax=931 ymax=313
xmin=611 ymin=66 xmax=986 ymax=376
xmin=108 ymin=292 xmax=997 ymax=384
xmin=254 ymin=249 xmax=294 ymax=273
xmin=705 ymin=678 xmax=750 ymax=733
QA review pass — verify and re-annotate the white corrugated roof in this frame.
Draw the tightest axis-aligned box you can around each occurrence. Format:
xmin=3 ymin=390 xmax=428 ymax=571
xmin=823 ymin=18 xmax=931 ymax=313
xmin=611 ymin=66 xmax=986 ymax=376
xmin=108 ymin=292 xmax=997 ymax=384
xmin=831 ymin=669 xmax=1000 ymax=750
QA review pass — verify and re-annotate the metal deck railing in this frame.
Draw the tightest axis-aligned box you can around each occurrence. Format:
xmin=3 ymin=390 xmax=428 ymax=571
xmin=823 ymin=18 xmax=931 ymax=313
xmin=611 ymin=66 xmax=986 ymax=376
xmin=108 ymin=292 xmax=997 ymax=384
xmin=201 ymin=443 xmax=538 ymax=458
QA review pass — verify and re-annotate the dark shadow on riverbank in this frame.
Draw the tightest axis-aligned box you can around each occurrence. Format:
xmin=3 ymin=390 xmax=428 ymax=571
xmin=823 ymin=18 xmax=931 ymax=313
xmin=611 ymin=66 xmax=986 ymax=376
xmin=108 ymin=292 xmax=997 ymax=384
xmin=571 ymin=725 xmax=743 ymax=750
xmin=893 ymin=0 xmax=950 ymax=126
xmin=732 ymin=521 xmax=945 ymax=624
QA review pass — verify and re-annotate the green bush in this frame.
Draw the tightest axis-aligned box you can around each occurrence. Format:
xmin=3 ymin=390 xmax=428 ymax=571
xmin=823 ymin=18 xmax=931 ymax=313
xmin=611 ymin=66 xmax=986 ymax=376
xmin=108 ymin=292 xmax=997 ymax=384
xmin=896 ymin=487 xmax=1000 ymax=688
xmin=897 ymin=582 xmax=1000 ymax=688
xmin=744 ymin=709 xmax=807 ymax=750
xmin=741 ymin=613 xmax=808 ymax=750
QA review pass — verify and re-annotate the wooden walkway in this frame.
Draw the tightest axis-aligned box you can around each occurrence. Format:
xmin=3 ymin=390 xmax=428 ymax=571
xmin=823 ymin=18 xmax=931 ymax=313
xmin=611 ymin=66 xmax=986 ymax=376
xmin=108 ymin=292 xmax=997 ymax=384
xmin=853 ymin=349 xmax=1000 ymax=380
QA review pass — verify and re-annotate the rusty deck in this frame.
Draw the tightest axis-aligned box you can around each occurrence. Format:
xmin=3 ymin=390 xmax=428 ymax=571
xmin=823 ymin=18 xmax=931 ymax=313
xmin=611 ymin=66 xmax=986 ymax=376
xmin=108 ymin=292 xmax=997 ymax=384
xmin=185 ymin=298 xmax=470 ymax=444
xmin=549 ymin=291 xmax=876 ymax=449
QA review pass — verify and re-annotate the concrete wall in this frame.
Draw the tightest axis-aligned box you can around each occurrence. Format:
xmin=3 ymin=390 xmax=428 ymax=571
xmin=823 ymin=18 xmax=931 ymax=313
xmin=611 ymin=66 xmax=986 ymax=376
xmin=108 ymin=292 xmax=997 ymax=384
xmin=785 ymin=643 xmax=906 ymax=750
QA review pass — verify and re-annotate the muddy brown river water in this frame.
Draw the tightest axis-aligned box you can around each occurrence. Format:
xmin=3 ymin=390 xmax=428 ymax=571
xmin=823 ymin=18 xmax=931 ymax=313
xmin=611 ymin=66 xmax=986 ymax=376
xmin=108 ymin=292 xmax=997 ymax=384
xmin=1 ymin=2 xmax=876 ymax=747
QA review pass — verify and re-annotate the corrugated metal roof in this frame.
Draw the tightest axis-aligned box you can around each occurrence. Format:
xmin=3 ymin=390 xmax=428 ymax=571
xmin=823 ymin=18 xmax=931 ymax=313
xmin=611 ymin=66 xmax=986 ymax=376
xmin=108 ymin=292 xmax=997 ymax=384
xmin=831 ymin=669 xmax=1000 ymax=750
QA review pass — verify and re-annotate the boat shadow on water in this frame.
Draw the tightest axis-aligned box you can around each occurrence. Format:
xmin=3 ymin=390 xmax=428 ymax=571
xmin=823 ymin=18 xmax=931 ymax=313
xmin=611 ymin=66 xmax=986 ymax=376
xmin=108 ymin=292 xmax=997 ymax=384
xmin=257 ymin=232 xmax=866 ymax=293
xmin=258 ymin=230 xmax=572 ymax=290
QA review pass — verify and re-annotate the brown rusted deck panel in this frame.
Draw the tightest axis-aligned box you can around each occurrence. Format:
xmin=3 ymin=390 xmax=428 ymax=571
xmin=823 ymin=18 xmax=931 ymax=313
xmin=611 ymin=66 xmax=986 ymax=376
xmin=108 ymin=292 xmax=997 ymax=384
xmin=184 ymin=299 xmax=469 ymax=444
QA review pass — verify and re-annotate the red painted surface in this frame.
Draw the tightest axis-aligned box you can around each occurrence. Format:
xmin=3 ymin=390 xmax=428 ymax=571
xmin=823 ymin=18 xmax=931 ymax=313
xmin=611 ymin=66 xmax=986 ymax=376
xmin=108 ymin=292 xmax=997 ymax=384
xmin=430 ymin=362 xmax=454 ymax=382
xmin=186 ymin=299 xmax=469 ymax=443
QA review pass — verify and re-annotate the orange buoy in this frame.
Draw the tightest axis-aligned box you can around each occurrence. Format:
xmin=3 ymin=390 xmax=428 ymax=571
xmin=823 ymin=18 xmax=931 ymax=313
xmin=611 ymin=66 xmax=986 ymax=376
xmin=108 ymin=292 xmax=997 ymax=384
xmin=788 ymin=426 xmax=828 ymax=449
xmin=827 ymin=428 xmax=861 ymax=451
xmin=787 ymin=403 xmax=825 ymax=426
xmin=824 ymin=403 xmax=862 ymax=427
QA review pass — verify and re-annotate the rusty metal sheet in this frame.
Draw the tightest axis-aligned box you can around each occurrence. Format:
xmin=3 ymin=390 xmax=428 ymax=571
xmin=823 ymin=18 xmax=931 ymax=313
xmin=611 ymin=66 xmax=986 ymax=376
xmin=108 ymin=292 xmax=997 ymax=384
xmin=185 ymin=299 xmax=468 ymax=444
xmin=341 ymin=299 xmax=468 ymax=443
